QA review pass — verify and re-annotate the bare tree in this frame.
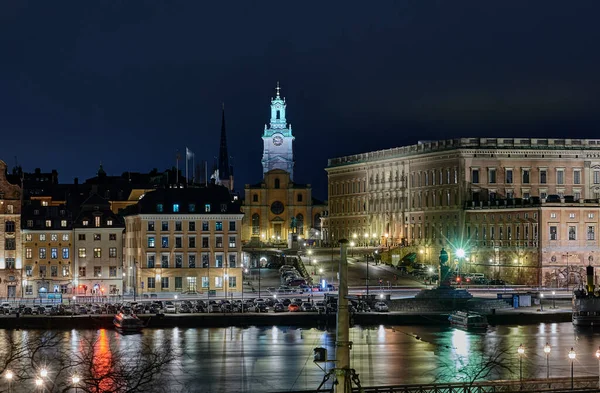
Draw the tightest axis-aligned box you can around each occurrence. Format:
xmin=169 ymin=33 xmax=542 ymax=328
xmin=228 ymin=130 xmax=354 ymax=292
xmin=0 ymin=331 xmax=181 ymax=393
xmin=433 ymin=347 xmax=516 ymax=387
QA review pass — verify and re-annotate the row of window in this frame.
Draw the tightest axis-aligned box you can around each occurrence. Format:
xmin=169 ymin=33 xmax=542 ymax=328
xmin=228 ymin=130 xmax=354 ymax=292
xmin=147 ymin=220 xmax=236 ymax=232
xmin=147 ymin=235 xmax=236 ymax=249
xmin=23 ymin=233 xmax=118 ymax=242
xmin=549 ymin=225 xmax=596 ymax=241
xmin=412 ymin=168 xmax=459 ymax=188
xmin=156 ymin=203 xmax=227 ymax=213
xmin=331 ymin=180 xmax=367 ymax=196
xmin=471 ymin=168 xmax=585 ymax=185
xmin=25 ymin=265 xmax=72 ymax=277
xmin=25 ymin=247 xmax=118 ymax=259
xmin=146 ymin=252 xmax=237 ymax=269
xmin=146 ymin=275 xmax=236 ymax=290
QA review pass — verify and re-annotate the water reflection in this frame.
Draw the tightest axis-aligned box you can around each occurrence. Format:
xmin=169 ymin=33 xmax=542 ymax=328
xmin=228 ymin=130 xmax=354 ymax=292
xmin=2 ymin=323 xmax=600 ymax=392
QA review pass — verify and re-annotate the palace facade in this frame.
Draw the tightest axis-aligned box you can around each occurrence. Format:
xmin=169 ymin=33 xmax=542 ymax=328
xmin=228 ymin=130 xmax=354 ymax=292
xmin=326 ymin=137 xmax=600 ymax=286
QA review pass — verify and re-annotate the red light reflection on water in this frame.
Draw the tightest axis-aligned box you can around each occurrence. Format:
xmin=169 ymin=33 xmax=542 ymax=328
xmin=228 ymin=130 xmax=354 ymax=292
xmin=92 ymin=329 xmax=114 ymax=392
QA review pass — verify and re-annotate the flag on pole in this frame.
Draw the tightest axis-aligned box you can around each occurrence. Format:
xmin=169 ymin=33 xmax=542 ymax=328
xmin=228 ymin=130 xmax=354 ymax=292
xmin=186 ymin=147 xmax=194 ymax=159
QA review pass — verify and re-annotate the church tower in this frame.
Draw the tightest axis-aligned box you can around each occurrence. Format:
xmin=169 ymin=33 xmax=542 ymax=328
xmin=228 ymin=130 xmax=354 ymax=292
xmin=261 ymin=82 xmax=295 ymax=180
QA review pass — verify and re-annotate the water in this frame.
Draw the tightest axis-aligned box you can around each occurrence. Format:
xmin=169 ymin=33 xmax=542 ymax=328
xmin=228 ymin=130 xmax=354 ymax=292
xmin=2 ymin=323 xmax=600 ymax=393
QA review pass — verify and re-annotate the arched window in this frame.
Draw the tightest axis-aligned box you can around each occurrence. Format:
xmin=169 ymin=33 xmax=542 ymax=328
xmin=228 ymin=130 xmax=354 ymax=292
xmin=296 ymin=214 xmax=304 ymax=236
xmin=276 ymin=110 xmax=281 ymax=119
xmin=274 ymin=178 xmax=280 ymax=189
xmin=252 ymin=214 xmax=260 ymax=235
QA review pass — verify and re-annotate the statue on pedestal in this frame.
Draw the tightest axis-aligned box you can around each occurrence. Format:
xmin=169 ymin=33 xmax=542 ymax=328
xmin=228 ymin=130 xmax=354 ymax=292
xmin=439 ymin=248 xmax=451 ymax=287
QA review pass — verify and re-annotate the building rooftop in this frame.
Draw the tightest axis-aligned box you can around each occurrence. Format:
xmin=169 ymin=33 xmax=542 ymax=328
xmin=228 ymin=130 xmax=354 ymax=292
xmin=327 ymin=137 xmax=600 ymax=168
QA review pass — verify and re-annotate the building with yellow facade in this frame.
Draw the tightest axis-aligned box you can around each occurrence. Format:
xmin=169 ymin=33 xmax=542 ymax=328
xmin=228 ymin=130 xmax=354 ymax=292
xmin=123 ymin=186 xmax=243 ymax=297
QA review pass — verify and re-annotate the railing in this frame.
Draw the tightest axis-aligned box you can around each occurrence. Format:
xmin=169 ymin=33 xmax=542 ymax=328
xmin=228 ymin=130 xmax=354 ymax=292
xmin=277 ymin=376 xmax=600 ymax=393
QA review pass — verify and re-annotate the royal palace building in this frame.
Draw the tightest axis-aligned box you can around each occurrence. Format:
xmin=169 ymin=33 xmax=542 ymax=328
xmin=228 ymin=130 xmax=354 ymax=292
xmin=326 ymin=137 xmax=600 ymax=287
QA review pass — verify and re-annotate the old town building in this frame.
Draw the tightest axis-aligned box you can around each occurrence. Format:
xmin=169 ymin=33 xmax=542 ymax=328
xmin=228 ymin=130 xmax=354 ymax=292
xmin=21 ymin=201 xmax=73 ymax=298
xmin=242 ymin=84 xmax=326 ymax=245
xmin=0 ymin=161 xmax=22 ymax=298
xmin=326 ymin=137 xmax=600 ymax=286
xmin=123 ymin=186 xmax=243 ymax=297
xmin=73 ymin=194 xmax=125 ymax=296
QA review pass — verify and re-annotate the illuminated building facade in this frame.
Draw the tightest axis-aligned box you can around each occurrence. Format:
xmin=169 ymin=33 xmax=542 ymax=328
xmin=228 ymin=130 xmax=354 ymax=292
xmin=0 ymin=161 xmax=22 ymax=298
xmin=327 ymin=137 xmax=600 ymax=286
xmin=123 ymin=186 xmax=243 ymax=296
xmin=242 ymin=84 xmax=326 ymax=245
xmin=73 ymin=194 xmax=125 ymax=296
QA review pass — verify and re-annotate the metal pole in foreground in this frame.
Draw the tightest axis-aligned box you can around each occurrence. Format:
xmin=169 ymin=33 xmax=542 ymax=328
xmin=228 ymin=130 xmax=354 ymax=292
xmin=335 ymin=239 xmax=350 ymax=393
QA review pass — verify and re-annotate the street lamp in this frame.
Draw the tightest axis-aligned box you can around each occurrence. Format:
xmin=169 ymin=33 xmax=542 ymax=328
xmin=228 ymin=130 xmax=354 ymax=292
xmin=595 ymin=347 xmax=600 ymax=390
xmin=569 ymin=347 xmax=576 ymax=390
xmin=350 ymin=241 xmax=355 ymax=257
xmin=540 ymin=293 xmax=544 ymax=311
xmin=319 ymin=268 xmax=323 ymax=287
xmin=40 ymin=368 xmax=48 ymax=378
xmin=552 ymin=291 xmax=556 ymax=309
xmin=517 ymin=344 xmax=524 ymax=385
xmin=5 ymin=370 xmax=13 ymax=393
xmin=544 ymin=343 xmax=551 ymax=384
xmin=72 ymin=375 xmax=80 ymax=393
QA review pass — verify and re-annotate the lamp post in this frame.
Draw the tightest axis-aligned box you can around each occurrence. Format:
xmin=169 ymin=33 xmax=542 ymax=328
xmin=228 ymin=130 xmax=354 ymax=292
xmin=544 ymin=343 xmax=551 ymax=385
xmin=569 ymin=347 xmax=576 ymax=390
xmin=595 ymin=347 xmax=600 ymax=390
xmin=366 ymin=254 xmax=370 ymax=298
xmin=517 ymin=344 xmax=524 ymax=387
xmin=72 ymin=375 xmax=80 ymax=393
xmin=540 ymin=293 xmax=544 ymax=311
xmin=350 ymin=241 xmax=355 ymax=257
xmin=364 ymin=233 xmax=368 ymax=247
xmin=259 ymin=257 xmax=266 ymax=298
xmin=4 ymin=370 xmax=13 ymax=393
xmin=456 ymin=248 xmax=465 ymax=285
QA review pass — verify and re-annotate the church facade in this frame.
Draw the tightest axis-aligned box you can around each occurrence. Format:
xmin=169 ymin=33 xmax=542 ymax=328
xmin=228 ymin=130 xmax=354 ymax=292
xmin=242 ymin=84 xmax=326 ymax=245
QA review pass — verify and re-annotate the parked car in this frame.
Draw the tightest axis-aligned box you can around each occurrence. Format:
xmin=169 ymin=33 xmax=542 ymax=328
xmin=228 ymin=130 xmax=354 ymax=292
xmin=288 ymin=303 xmax=300 ymax=312
xmin=300 ymin=302 xmax=315 ymax=312
xmin=164 ymin=303 xmax=177 ymax=313
xmin=373 ymin=302 xmax=389 ymax=312
xmin=272 ymin=303 xmax=285 ymax=313
xmin=315 ymin=301 xmax=326 ymax=313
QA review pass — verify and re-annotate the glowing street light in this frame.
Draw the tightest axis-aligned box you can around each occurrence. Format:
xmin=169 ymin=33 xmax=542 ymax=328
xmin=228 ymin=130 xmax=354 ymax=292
xmin=517 ymin=344 xmax=525 ymax=384
xmin=456 ymin=248 xmax=465 ymax=258
xmin=569 ymin=347 xmax=576 ymax=390
xmin=5 ymin=370 xmax=12 ymax=393
xmin=72 ymin=375 xmax=81 ymax=393
xmin=544 ymin=343 xmax=551 ymax=382
xmin=40 ymin=368 xmax=48 ymax=378
xmin=595 ymin=347 xmax=600 ymax=389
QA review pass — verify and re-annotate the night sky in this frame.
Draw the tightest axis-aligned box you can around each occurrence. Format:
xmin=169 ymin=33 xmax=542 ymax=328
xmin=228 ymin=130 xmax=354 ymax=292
xmin=1 ymin=1 xmax=600 ymax=199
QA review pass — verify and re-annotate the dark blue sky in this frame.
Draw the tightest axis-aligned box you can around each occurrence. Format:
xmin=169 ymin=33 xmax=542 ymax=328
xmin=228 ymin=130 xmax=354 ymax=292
xmin=1 ymin=1 xmax=599 ymax=198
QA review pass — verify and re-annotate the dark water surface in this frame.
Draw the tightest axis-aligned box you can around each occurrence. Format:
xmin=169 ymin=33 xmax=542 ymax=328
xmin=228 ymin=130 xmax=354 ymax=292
xmin=2 ymin=323 xmax=600 ymax=392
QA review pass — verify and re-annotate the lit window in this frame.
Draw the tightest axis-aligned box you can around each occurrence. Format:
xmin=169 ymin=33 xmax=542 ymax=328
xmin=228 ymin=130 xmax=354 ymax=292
xmin=78 ymin=248 xmax=86 ymax=258
xmin=173 ymin=204 xmax=180 ymax=212
xmin=589 ymin=213 xmax=595 ymax=219
xmin=216 ymin=222 xmax=223 ymax=231
xmin=94 ymin=248 xmax=101 ymax=258
xmin=62 ymin=234 xmax=69 ymax=241
xmin=45 ymin=220 xmax=52 ymax=228
xmin=94 ymin=234 xmax=101 ymax=241
xmin=26 ymin=248 xmax=32 ymax=259
xmin=550 ymin=213 xmax=557 ymax=218
xmin=147 ymin=237 xmax=155 ymax=248
xmin=157 ymin=204 xmax=164 ymax=212
xmin=205 ymin=203 xmax=211 ymax=212
xmin=26 ymin=234 xmax=32 ymax=241
xmin=107 ymin=219 xmax=113 ymax=226
xmin=51 ymin=234 xmax=58 ymax=241
xmin=569 ymin=226 xmax=576 ymax=240
xmin=109 ymin=247 xmax=117 ymax=258
xmin=83 ymin=220 xmax=89 ymax=226
xmin=40 ymin=234 xmax=46 ymax=241
xmin=569 ymin=213 xmax=575 ymax=219
xmin=42 ymin=201 xmax=49 ymax=206
xmin=62 ymin=248 xmax=69 ymax=259
xmin=95 ymin=216 xmax=101 ymax=227
xmin=51 ymin=248 xmax=58 ymax=259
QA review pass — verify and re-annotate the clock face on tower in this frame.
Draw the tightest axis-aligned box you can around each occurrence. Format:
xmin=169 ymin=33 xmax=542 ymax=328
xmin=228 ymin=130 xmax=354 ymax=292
xmin=273 ymin=135 xmax=283 ymax=146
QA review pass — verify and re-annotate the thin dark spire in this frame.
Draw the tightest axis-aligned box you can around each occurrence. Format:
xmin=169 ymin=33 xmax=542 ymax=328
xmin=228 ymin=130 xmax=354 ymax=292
xmin=218 ymin=104 xmax=231 ymax=180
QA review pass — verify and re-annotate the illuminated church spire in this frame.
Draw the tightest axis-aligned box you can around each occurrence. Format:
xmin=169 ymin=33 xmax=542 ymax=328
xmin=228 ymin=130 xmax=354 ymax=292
xmin=262 ymin=82 xmax=295 ymax=179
